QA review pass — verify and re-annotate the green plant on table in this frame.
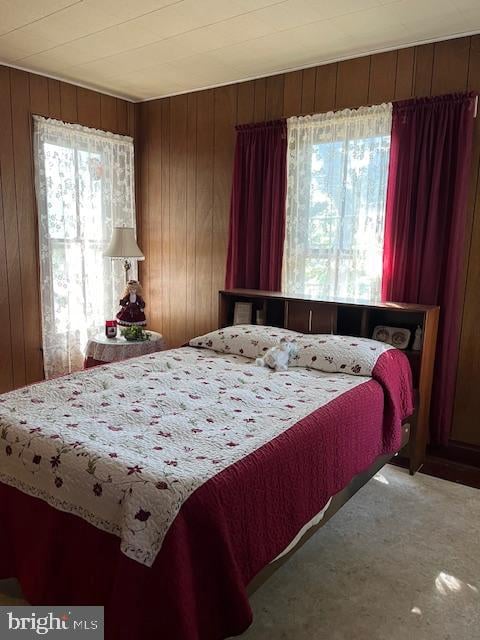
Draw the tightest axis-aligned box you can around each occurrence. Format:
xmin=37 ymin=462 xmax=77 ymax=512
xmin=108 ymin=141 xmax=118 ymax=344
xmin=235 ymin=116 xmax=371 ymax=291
xmin=120 ymin=325 xmax=150 ymax=342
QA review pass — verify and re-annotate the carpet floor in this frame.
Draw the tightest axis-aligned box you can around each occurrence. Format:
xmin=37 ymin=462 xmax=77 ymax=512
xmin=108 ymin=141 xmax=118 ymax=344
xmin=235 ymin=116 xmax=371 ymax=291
xmin=1 ymin=465 xmax=478 ymax=640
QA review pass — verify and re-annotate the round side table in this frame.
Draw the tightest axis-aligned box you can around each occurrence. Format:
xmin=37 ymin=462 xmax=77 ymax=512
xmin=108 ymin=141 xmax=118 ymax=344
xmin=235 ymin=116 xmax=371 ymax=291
xmin=84 ymin=331 xmax=166 ymax=368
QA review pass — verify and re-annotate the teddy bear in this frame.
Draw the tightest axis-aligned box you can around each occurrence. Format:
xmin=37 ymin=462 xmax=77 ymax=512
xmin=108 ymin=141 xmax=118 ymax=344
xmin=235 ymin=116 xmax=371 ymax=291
xmin=255 ymin=338 xmax=298 ymax=372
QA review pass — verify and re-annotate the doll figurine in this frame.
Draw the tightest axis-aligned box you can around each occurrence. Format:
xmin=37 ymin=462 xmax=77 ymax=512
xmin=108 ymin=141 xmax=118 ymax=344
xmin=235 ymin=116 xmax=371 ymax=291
xmin=116 ymin=280 xmax=146 ymax=327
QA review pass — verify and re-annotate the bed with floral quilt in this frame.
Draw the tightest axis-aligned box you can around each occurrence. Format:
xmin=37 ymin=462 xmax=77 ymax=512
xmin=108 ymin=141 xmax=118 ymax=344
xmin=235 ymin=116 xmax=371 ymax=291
xmin=0 ymin=325 xmax=413 ymax=640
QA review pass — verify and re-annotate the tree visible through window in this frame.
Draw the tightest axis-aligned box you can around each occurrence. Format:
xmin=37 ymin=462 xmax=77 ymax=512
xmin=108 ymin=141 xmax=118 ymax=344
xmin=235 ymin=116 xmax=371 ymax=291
xmin=283 ymin=104 xmax=392 ymax=302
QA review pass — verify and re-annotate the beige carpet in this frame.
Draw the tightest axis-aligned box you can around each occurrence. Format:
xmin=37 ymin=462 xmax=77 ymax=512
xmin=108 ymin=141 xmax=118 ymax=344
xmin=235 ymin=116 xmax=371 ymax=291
xmin=1 ymin=466 xmax=479 ymax=640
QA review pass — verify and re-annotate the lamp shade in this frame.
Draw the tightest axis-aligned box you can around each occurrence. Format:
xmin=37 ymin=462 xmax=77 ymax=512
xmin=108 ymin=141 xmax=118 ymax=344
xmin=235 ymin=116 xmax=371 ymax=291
xmin=103 ymin=227 xmax=144 ymax=260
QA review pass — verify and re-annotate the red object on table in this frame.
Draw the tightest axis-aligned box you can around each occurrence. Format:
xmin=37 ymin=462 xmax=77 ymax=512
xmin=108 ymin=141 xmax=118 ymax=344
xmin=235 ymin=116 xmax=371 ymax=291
xmin=105 ymin=320 xmax=117 ymax=339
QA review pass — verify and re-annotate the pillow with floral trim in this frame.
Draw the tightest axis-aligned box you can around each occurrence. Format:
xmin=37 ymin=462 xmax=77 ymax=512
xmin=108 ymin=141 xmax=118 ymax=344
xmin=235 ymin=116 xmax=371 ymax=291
xmin=189 ymin=325 xmax=302 ymax=359
xmin=291 ymin=334 xmax=394 ymax=376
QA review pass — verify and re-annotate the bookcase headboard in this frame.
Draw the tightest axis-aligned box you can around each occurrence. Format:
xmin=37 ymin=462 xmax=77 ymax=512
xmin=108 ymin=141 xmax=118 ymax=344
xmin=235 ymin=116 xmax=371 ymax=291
xmin=219 ymin=289 xmax=439 ymax=474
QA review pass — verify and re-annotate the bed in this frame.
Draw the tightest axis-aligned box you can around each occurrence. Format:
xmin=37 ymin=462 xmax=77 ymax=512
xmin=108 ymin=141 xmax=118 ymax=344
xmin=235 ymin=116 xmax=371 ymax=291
xmin=0 ymin=324 xmax=414 ymax=640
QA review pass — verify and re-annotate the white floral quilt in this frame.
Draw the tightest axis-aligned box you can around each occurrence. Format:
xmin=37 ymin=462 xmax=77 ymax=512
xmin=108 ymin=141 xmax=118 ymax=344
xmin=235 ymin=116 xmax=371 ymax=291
xmin=0 ymin=346 xmax=378 ymax=566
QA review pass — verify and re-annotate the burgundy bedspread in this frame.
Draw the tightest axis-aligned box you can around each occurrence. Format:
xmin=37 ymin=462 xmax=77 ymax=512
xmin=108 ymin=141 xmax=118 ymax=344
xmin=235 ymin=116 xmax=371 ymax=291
xmin=0 ymin=349 xmax=412 ymax=640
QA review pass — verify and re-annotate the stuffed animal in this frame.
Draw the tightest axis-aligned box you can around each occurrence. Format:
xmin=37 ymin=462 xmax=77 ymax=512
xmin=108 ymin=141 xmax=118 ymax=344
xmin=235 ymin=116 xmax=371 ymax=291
xmin=255 ymin=338 xmax=298 ymax=372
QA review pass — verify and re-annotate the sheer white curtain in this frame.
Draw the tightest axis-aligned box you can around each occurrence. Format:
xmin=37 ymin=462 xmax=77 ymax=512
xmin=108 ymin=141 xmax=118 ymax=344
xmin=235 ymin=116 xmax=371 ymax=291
xmin=283 ymin=104 xmax=392 ymax=302
xmin=33 ymin=116 xmax=136 ymax=378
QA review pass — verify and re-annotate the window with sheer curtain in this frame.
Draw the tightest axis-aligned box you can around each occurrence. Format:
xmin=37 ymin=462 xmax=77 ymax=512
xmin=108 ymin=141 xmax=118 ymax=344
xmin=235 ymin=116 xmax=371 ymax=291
xmin=33 ymin=116 xmax=136 ymax=378
xmin=283 ymin=104 xmax=392 ymax=303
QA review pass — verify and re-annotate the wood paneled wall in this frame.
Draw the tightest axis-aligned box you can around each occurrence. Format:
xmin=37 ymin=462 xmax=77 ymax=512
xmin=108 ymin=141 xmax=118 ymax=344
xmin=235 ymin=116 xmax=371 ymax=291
xmin=0 ymin=66 xmax=135 ymax=394
xmin=137 ymin=36 xmax=480 ymax=445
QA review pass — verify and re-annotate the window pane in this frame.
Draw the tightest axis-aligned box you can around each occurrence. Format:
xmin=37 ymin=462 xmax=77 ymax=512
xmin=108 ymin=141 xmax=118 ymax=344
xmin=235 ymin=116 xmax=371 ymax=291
xmin=34 ymin=117 xmax=136 ymax=377
xmin=44 ymin=143 xmax=77 ymax=239
xmin=77 ymin=150 xmax=104 ymax=242
xmin=284 ymin=105 xmax=392 ymax=303
xmin=84 ymin=240 xmax=107 ymax=327
xmin=51 ymin=240 xmax=85 ymax=333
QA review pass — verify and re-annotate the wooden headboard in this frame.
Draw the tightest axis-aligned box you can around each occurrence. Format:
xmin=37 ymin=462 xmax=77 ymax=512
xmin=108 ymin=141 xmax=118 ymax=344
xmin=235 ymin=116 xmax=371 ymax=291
xmin=219 ymin=289 xmax=440 ymax=474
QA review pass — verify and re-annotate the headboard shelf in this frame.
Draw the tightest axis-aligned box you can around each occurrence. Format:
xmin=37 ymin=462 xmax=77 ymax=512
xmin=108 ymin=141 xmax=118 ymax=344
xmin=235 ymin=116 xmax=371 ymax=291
xmin=219 ymin=289 xmax=439 ymax=475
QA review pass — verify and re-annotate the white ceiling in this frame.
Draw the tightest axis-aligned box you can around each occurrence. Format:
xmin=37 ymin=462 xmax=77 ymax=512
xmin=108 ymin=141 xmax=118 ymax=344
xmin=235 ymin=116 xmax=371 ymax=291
xmin=0 ymin=0 xmax=479 ymax=101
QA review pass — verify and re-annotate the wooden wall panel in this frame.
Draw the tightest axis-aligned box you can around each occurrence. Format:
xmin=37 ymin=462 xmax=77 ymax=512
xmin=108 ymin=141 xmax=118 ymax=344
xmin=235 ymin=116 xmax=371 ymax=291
xmin=116 ymin=100 xmax=128 ymax=135
xmin=77 ymin=87 xmax=102 ymax=129
xmin=48 ymin=79 xmax=61 ymax=119
xmin=0 ymin=67 xmax=25 ymax=388
xmin=431 ymin=38 xmax=470 ymax=95
xmin=126 ymin=102 xmax=136 ymax=137
xmin=413 ymin=43 xmax=434 ymax=96
xmin=237 ymin=81 xmax=255 ymax=125
xmin=194 ymin=90 xmax=215 ymax=336
xmin=136 ymin=101 xmax=150 ymax=326
xmin=314 ymin=63 xmax=337 ymax=113
xmin=137 ymin=36 xmax=480 ymax=447
xmin=253 ymin=78 xmax=266 ymax=123
xmin=10 ymin=69 xmax=43 ymax=386
xmin=100 ymin=94 xmax=117 ymax=132
xmin=60 ymin=82 xmax=78 ymax=122
xmin=29 ymin=75 xmax=49 ymax=117
xmin=283 ymin=71 xmax=302 ymax=117
xmin=185 ymin=93 xmax=198 ymax=341
xmin=140 ymin=102 xmax=154 ymax=332
xmin=451 ymin=34 xmax=480 ymax=445
xmin=300 ymin=67 xmax=316 ymax=114
xmin=160 ymin=99 xmax=172 ymax=343
xmin=265 ymin=75 xmax=284 ymax=120
xmin=368 ymin=51 xmax=397 ymax=104
xmin=335 ymin=56 xmax=371 ymax=109
xmin=0 ymin=64 xmax=134 ymax=394
xmin=0 ymin=169 xmax=13 ymax=392
xmin=212 ymin=85 xmax=237 ymax=322
xmin=169 ymin=94 xmax=188 ymax=347
xmin=394 ymin=47 xmax=415 ymax=100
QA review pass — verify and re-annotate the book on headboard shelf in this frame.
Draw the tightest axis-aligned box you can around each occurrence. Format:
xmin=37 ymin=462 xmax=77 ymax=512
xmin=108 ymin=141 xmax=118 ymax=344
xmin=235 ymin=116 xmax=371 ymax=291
xmin=218 ymin=289 xmax=440 ymax=475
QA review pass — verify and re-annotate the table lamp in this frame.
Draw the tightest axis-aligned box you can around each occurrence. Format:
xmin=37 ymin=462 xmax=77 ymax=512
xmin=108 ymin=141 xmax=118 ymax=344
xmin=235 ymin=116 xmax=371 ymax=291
xmin=103 ymin=226 xmax=144 ymax=283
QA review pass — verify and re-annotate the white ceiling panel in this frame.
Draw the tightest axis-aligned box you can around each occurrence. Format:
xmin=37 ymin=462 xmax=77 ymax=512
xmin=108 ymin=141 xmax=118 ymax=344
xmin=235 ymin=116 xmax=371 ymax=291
xmin=89 ymin=0 xmax=183 ymax=23
xmin=0 ymin=0 xmax=80 ymax=35
xmin=0 ymin=0 xmax=478 ymax=100
xmin=15 ymin=3 xmax=118 ymax=44
xmin=252 ymin=0 xmax=386 ymax=32
xmin=0 ymin=28 xmax=59 ymax=58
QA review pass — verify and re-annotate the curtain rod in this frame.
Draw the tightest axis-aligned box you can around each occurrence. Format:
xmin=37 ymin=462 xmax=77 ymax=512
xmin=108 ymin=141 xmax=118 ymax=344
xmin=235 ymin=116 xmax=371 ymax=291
xmin=281 ymin=93 xmax=478 ymax=120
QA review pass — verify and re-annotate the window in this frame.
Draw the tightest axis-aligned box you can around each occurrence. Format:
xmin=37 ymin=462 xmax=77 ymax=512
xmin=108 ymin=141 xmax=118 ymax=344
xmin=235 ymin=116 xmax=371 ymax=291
xmin=33 ymin=116 xmax=136 ymax=378
xmin=283 ymin=104 xmax=392 ymax=302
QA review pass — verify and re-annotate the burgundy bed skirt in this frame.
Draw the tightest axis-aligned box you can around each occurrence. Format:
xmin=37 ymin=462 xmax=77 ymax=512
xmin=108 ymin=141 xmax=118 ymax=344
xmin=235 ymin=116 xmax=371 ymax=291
xmin=0 ymin=353 xmax=412 ymax=640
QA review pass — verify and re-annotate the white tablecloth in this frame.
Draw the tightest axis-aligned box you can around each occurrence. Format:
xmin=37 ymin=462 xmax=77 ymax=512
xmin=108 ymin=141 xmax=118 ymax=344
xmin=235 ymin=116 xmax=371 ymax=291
xmin=85 ymin=331 xmax=165 ymax=363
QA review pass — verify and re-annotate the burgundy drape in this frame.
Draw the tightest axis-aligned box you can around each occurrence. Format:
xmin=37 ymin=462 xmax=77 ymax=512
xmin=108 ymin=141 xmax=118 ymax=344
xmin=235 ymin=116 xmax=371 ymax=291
xmin=225 ymin=120 xmax=287 ymax=290
xmin=382 ymin=92 xmax=477 ymax=445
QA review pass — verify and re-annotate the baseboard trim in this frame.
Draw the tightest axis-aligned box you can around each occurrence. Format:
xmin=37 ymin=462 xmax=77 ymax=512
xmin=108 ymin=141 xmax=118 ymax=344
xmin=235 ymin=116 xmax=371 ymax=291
xmin=428 ymin=440 xmax=480 ymax=469
xmin=419 ymin=457 xmax=480 ymax=489
xmin=391 ymin=455 xmax=480 ymax=489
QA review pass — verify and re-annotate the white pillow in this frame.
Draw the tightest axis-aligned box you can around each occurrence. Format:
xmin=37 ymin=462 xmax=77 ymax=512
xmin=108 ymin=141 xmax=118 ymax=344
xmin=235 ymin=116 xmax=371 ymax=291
xmin=189 ymin=325 xmax=301 ymax=360
xmin=189 ymin=326 xmax=394 ymax=376
xmin=292 ymin=334 xmax=393 ymax=376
